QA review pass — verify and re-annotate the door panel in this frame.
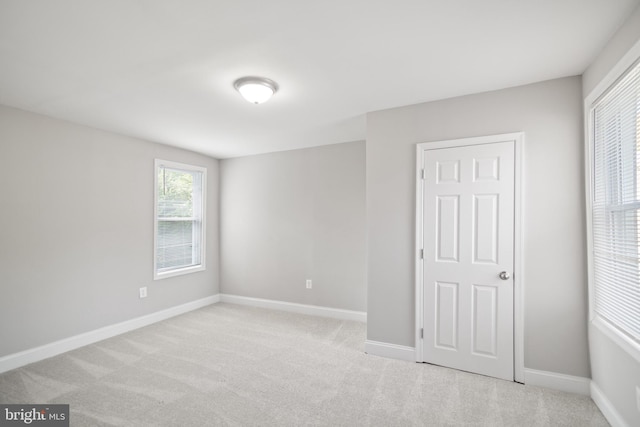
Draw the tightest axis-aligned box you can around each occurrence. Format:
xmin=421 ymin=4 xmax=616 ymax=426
xmin=473 ymin=194 xmax=499 ymax=264
xmin=435 ymin=281 xmax=459 ymax=350
xmin=436 ymin=196 xmax=460 ymax=262
xmin=421 ymin=141 xmax=514 ymax=381
xmin=472 ymin=284 xmax=498 ymax=357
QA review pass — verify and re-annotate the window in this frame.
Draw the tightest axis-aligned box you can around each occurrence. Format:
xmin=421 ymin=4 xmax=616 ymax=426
xmin=154 ymin=159 xmax=206 ymax=279
xmin=589 ymin=59 xmax=640 ymax=345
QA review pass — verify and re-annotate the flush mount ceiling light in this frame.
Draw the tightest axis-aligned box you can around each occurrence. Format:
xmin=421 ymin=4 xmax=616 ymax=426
xmin=234 ymin=76 xmax=279 ymax=104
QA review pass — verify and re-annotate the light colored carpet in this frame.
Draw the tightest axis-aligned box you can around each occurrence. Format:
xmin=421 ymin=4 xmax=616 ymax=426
xmin=0 ymin=303 xmax=608 ymax=426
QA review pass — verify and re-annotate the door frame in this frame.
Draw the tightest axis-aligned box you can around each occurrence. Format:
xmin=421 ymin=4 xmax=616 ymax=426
xmin=414 ymin=132 xmax=525 ymax=383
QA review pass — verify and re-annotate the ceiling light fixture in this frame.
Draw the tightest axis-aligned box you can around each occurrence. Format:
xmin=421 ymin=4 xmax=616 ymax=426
xmin=234 ymin=76 xmax=279 ymax=104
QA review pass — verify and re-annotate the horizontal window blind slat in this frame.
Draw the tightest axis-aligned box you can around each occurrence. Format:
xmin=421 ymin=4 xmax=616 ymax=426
xmin=593 ymin=261 xmax=640 ymax=279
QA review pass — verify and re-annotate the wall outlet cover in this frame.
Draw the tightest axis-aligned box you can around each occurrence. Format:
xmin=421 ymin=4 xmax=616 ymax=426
xmin=139 ymin=287 xmax=148 ymax=298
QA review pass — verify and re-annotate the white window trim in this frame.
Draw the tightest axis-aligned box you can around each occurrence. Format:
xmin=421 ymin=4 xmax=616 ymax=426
xmin=154 ymin=159 xmax=207 ymax=280
xmin=584 ymin=38 xmax=640 ymax=361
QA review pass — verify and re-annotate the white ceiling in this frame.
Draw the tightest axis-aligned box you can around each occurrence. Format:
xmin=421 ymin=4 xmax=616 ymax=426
xmin=0 ymin=0 xmax=638 ymax=158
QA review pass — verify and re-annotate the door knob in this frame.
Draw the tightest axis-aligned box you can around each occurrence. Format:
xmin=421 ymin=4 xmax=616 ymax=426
xmin=499 ymin=271 xmax=510 ymax=280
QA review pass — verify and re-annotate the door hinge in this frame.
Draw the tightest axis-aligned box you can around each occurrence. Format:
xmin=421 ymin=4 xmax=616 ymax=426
xmin=419 ymin=249 xmax=424 ymax=259
xmin=421 ymin=169 xmax=425 ymax=180
xmin=420 ymin=328 xmax=424 ymax=339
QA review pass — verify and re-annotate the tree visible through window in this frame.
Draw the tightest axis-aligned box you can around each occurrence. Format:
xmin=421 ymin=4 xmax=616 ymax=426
xmin=154 ymin=160 xmax=206 ymax=279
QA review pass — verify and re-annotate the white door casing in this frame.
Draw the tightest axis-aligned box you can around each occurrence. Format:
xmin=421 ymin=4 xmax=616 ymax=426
xmin=415 ymin=133 xmax=524 ymax=382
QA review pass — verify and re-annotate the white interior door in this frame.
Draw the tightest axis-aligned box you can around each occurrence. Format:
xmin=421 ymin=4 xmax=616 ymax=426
xmin=419 ymin=140 xmax=515 ymax=381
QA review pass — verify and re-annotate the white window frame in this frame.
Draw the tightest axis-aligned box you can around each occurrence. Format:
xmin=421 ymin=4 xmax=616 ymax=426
xmin=154 ymin=159 xmax=207 ymax=280
xmin=584 ymin=39 xmax=640 ymax=362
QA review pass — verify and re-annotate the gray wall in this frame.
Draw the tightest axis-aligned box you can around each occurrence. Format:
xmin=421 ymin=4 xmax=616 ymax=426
xmin=583 ymin=4 xmax=640 ymax=97
xmin=0 ymin=105 xmax=220 ymax=357
xmin=366 ymin=76 xmax=589 ymax=377
xmin=220 ymin=141 xmax=366 ymax=312
xmin=583 ymin=5 xmax=640 ymax=426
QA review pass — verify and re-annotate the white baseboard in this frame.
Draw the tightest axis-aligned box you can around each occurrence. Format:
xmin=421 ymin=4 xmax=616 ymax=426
xmin=364 ymin=340 xmax=416 ymax=362
xmin=361 ymin=347 xmax=592 ymax=395
xmin=523 ymin=368 xmax=591 ymax=395
xmin=591 ymin=382 xmax=630 ymax=427
xmin=0 ymin=294 xmax=220 ymax=374
xmin=219 ymin=294 xmax=366 ymax=322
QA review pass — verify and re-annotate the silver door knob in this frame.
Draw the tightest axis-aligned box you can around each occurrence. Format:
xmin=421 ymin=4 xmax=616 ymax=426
xmin=499 ymin=271 xmax=510 ymax=280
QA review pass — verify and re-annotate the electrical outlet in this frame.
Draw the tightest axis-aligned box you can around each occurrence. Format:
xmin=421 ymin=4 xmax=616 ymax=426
xmin=139 ymin=287 xmax=147 ymax=298
xmin=306 ymin=279 xmax=312 ymax=289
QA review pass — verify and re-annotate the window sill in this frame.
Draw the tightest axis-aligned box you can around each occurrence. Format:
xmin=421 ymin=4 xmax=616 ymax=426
xmin=154 ymin=264 xmax=205 ymax=280
xmin=591 ymin=315 xmax=640 ymax=364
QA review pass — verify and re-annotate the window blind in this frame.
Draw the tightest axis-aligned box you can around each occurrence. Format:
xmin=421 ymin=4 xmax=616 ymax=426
xmin=591 ymin=59 xmax=640 ymax=342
